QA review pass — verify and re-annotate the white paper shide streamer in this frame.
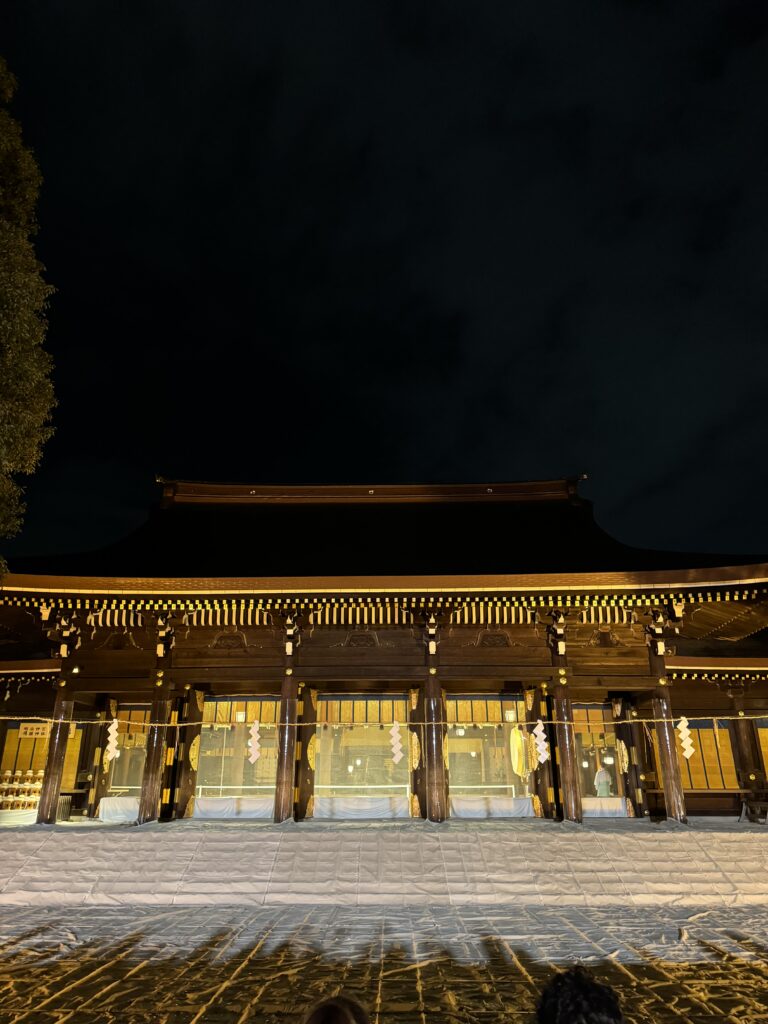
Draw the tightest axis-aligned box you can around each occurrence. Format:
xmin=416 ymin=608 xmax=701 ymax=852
xmin=533 ymin=719 xmax=550 ymax=764
xmin=390 ymin=720 xmax=404 ymax=764
xmin=247 ymin=720 xmax=261 ymax=763
xmin=677 ymin=716 xmax=695 ymax=759
xmin=105 ymin=718 xmax=119 ymax=762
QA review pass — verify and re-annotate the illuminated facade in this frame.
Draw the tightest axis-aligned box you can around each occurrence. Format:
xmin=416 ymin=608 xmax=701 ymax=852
xmin=1 ymin=478 xmax=767 ymax=826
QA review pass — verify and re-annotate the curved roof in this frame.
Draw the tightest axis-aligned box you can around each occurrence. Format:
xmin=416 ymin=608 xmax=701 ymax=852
xmin=8 ymin=477 xmax=767 ymax=584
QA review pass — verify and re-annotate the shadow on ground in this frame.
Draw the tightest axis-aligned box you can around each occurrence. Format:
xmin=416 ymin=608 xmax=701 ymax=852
xmin=1 ymin=907 xmax=767 ymax=1024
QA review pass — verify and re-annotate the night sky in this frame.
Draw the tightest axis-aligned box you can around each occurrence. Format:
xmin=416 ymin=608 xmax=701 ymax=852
xmin=2 ymin=2 xmax=768 ymax=561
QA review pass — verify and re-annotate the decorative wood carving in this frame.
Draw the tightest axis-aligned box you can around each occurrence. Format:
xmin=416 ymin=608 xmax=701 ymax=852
xmin=211 ymin=630 xmax=247 ymax=650
xmin=410 ymin=731 xmax=421 ymax=770
xmin=346 ymin=632 xmax=377 ymax=648
xmin=96 ymin=631 xmax=139 ymax=650
xmin=188 ymin=734 xmax=200 ymax=772
xmin=479 ymin=631 xmax=510 ymax=648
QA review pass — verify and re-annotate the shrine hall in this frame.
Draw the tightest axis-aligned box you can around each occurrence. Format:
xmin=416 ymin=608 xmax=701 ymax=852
xmin=2 ymin=477 xmax=768 ymax=828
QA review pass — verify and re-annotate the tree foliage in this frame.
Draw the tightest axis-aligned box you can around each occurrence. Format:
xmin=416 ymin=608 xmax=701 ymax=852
xmin=0 ymin=57 xmax=55 ymax=563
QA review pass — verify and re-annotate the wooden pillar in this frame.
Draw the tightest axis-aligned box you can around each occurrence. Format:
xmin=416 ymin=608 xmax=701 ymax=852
xmin=274 ymin=672 xmax=299 ymax=821
xmin=422 ymin=613 xmax=448 ymax=822
xmin=552 ymin=682 xmax=582 ymax=822
xmin=651 ymin=685 xmax=687 ymax=823
xmin=548 ymin=611 xmax=581 ymax=822
xmin=728 ymin=693 xmax=763 ymax=786
xmin=409 ymin=688 xmax=427 ymax=819
xmin=274 ymin=612 xmax=301 ymax=823
xmin=647 ymin=609 xmax=686 ymax=823
xmin=614 ymin=699 xmax=650 ymax=817
xmin=524 ymin=685 xmax=555 ymax=818
xmin=36 ymin=688 xmax=75 ymax=824
xmin=86 ymin=700 xmax=111 ymax=818
xmin=74 ymin=697 xmax=106 ymax=818
xmin=158 ymin=697 xmax=181 ymax=821
xmin=295 ymin=685 xmax=318 ymax=820
xmin=137 ymin=682 xmax=174 ymax=825
xmin=422 ymin=674 xmax=448 ymax=821
xmin=174 ymin=688 xmax=205 ymax=820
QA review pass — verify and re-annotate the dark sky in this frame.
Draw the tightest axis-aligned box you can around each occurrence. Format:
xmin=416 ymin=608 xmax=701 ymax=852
xmin=2 ymin=1 xmax=768 ymax=561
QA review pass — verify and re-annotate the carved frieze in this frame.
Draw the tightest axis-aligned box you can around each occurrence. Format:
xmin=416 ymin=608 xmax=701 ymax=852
xmin=211 ymin=630 xmax=247 ymax=650
xmin=346 ymin=632 xmax=378 ymax=648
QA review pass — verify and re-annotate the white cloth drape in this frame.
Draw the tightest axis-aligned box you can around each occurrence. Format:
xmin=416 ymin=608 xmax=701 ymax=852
xmin=97 ymin=797 xmax=139 ymax=823
xmin=313 ymin=796 xmax=410 ymax=819
xmin=582 ymin=797 xmax=629 ymax=818
xmin=192 ymin=796 xmax=274 ymax=819
xmin=449 ymin=796 xmax=535 ymax=819
xmin=0 ymin=809 xmax=37 ymax=827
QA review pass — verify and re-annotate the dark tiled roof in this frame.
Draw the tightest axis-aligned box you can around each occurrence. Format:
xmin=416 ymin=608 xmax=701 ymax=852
xmin=9 ymin=479 xmax=762 ymax=579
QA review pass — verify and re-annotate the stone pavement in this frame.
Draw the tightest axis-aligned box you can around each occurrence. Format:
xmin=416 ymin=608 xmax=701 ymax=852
xmin=1 ymin=903 xmax=768 ymax=1023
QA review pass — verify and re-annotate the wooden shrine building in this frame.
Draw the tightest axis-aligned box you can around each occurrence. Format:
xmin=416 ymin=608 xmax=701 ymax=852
xmin=2 ymin=477 xmax=768 ymax=827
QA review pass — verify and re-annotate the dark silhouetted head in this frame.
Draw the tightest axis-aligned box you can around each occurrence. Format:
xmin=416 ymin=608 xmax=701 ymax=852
xmin=537 ymin=966 xmax=624 ymax=1024
xmin=302 ymin=995 xmax=370 ymax=1024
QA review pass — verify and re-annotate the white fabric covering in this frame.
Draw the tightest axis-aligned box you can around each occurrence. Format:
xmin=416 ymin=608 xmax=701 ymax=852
xmin=450 ymin=795 xmax=534 ymax=818
xmin=0 ymin=809 xmax=37 ymax=827
xmin=582 ymin=797 xmax=629 ymax=818
xmin=313 ymin=795 xmax=410 ymax=819
xmin=0 ymin=819 xmax=766 ymax=907
xmin=192 ymin=796 xmax=274 ymax=819
xmin=97 ymin=797 xmax=139 ymax=823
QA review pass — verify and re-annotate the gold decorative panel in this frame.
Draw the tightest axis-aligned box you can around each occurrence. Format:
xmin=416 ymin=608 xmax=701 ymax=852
xmin=410 ymin=731 xmax=421 ymax=771
xmin=528 ymin=733 xmax=540 ymax=771
xmin=617 ymin=739 xmax=630 ymax=775
xmin=509 ymin=728 xmax=528 ymax=778
xmin=188 ymin=735 xmax=200 ymax=772
xmin=410 ymin=794 xmax=421 ymax=818
xmin=306 ymin=733 xmax=316 ymax=772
